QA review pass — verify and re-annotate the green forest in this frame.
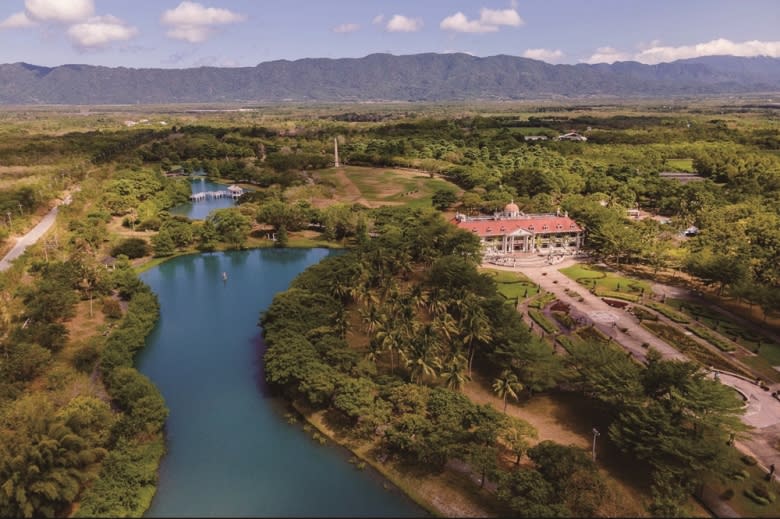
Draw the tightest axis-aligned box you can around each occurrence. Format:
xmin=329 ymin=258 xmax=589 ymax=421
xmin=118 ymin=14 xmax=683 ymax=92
xmin=0 ymin=102 xmax=778 ymax=517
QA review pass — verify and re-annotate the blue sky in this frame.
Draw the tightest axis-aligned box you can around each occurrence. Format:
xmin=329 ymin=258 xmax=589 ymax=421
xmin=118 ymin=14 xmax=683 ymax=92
xmin=1 ymin=0 xmax=778 ymax=68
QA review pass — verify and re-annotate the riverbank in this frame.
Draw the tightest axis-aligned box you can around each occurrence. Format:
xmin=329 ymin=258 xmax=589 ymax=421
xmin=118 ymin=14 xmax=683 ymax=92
xmin=133 ymin=236 xmax=345 ymax=274
xmin=292 ymin=401 xmax=500 ymax=518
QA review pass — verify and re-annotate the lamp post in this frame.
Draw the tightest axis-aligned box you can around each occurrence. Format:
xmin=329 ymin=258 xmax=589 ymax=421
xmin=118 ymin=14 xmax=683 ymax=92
xmin=592 ymin=427 xmax=600 ymax=461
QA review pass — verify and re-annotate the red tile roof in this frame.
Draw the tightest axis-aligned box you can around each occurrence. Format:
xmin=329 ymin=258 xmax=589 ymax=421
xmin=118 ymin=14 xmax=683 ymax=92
xmin=453 ymin=216 xmax=582 ymax=237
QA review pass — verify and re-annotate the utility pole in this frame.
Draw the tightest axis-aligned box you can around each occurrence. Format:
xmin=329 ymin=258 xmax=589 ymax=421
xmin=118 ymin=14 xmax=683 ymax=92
xmin=592 ymin=428 xmax=600 ymax=461
xmin=334 ymin=137 xmax=340 ymax=168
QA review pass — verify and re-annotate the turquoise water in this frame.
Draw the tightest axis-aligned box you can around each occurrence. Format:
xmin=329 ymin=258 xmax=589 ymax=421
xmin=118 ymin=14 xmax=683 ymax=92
xmin=137 ymin=249 xmax=424 ymax=517
xmin=170 ymin=178 xmax=237 ymax=220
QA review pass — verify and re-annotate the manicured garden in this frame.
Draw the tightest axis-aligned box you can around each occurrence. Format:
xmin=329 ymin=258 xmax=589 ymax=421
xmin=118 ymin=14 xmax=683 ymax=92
xmin=528 ymin=291 xmax=557 ymax=309
xmin=641 ymin=321 xmax=753 ymax=377
xmin=704 ymin=451 xmax=780 ymax=518
xmin=666 ymin=298 xmax=780 ymax=365
xmin=560 ymin=264 xmax=650 ymax=300
xmin=481 ymin=268 xmax=539 ymax=304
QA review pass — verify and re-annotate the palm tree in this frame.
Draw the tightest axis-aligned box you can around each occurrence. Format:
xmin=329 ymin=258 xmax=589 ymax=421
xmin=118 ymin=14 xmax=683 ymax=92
xmin=405 ymin=323 xmax=442 ymax=385
xmin=493 ymin=369 xmax=523 ymax=413
xmin=459 ymin=297 xmax=492 ymax=377
xmin=433 ymin=312 xmax=458 ymax=346
xmin=440 ymin=353 xmax=470 ymax=391
xmin=374 ymin=321 xmax=405 ymax=373
xmin=359 ymin=304 xmax=382 ymax=335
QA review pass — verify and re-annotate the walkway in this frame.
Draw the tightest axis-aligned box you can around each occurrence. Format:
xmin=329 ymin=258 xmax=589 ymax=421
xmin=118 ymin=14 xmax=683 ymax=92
xmin=488 ymin=259 xmax=686 ymax=363
xmin=487 ymin=257 xmax=780 ymax=491
xmin=0 ymin=191 xmax=73 ymax=272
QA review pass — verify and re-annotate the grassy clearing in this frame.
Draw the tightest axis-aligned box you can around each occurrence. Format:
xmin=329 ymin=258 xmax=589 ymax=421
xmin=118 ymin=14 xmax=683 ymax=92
xmin=314 ymin=166 xmax=461 ymax=209
xmin=560 ymin=264 xmax=650 ymax=297
xmin=481 ymin=268 xmax=539 ymax=303
xmin=664 ymin=158 xmax=695 ymax=172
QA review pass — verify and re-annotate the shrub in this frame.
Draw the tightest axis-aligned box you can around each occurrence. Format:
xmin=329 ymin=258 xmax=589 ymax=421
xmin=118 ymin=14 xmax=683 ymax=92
xmin=102 ymin=297 xmax=123 ymax=319
xmin=529 ymin=309 xmax=558 ymax=334
xmin=753 ymin=482 xmax=775 ymax=502
xmin=741 ymin=455 xmax=758 ymax=466
xmin=720 ymin=488 xmax=735 ymax=500
xmin=73 ymin=341 xmax=101 ymax=373
xmin=111 ymin=238 xmax=150 ymax=259
xmin=646 ymin=302 xmax=690 ymax=323
xmin=744 ymin=488 xmax=771 ymax=506
xmin=137 ymin=217 xmax=161 ymax=231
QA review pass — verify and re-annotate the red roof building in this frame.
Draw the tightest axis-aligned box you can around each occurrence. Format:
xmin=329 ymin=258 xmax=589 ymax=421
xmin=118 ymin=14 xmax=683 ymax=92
xmin=453 ymin=203 xmax=584 ymax=256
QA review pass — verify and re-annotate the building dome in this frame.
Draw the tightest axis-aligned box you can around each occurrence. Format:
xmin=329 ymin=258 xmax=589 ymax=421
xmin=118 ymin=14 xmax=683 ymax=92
xmin=504 ymin=201 xmax=520 ymax=216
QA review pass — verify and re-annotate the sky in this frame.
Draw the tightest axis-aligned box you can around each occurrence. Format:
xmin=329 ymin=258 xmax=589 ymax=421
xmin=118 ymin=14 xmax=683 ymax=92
xmin=0 ymin=0 xmax=779 ymax=69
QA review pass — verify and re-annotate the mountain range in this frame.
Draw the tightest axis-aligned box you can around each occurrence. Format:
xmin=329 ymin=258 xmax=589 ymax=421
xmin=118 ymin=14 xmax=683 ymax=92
xmin=1 ymin=53 xmax=779 ymax=105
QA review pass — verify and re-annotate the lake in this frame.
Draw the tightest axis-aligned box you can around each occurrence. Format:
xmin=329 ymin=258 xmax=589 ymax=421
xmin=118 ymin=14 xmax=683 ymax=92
xmin=170 ymin=178 xmax=238 ymax=220
xmin=136 ymin=249 xmax=424 ymax=517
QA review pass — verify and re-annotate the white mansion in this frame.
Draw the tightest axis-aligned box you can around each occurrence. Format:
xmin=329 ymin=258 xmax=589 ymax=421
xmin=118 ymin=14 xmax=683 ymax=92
xmin=452 ymin=202 xmax=584 ymax=257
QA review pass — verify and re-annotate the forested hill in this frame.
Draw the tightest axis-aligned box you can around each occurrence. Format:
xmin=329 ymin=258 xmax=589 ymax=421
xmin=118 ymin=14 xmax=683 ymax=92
xmin=1 ymin=53 xmax=780 ymax=104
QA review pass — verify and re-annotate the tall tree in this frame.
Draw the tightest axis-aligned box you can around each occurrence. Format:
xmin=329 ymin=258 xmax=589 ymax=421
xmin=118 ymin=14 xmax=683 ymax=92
xmin=493 ymin=369 xmax=523 ymax=413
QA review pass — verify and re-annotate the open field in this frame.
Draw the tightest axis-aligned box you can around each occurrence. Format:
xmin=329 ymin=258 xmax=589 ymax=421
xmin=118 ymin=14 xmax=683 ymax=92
xmin=311 ymin=166 xmax=460 ymax=209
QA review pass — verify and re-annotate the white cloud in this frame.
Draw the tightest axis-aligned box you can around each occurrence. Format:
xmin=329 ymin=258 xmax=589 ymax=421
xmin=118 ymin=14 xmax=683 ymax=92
xmin=333 ymin=23 xmax=359 ymax=34
xmin=372 ymin=14 xmax=384 ymax=25
xmin=635 ymin=38 xmax=780 ymax=64
xmin=24 ymin=0 xmax=93 ymax=23
xmin=478 ymin=7 xmax=523 ymax=27
xmin=0 ymin=11 xmax=37 ymax=29
xmin=440 ymin=6 xmax=523 ymax=33
xmin=522 ymin=48 xmax=564 ymax=62
xmin=585 ymin=38 xmax=780 ymax=64
xmin=67 ymin=15 xmax=138 ymax=48
xmin=161 ymin=1 xmax=246 ymax=43
xmin=386 ymin=14 xmax=422 ymax=33
xmin=440 ymin=12 xmax=497 ymax=33
xmin=584 ymin=46 xmax=631 ymax=64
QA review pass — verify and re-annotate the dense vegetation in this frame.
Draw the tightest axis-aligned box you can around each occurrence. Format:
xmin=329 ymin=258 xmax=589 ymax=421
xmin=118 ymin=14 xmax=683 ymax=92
xmin=0 ymin=103 xmax=776 ymax=517
xmin=261 ymin=206 xmax=745 ymax=516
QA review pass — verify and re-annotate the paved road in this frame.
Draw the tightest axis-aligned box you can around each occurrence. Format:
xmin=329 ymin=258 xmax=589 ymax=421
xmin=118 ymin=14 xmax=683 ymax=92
xmin=489 ymin=259 xmax=687 ymax=363
xmin=488 ymin=257 xmax=780 ymax=484
xmin=0 ymin=193 xmax=71 ymax=272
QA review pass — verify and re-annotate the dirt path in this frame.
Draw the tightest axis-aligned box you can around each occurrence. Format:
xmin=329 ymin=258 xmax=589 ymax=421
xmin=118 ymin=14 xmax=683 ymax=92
xmin=330 ymin=168 xmax=372 ymax=207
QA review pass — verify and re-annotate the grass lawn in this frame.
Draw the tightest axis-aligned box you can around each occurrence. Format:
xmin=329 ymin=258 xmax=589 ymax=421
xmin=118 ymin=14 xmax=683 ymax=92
xmin=704 ymin=450 xmax=780 ymax=518
xmin=480 ymin=268 xmax=539 ymax=303
xmin=560 ymin=264 xmax=651 ymax=295
xmin=664 ymin=158 xmax=695 ymax=172
xmin=314 ymin=166 xmax=461 ymax=209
